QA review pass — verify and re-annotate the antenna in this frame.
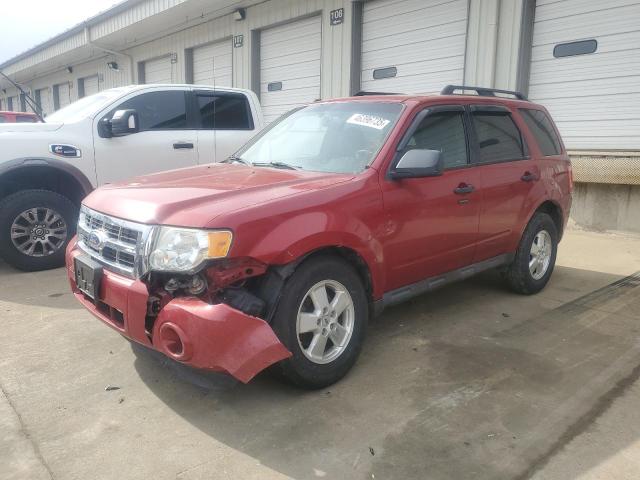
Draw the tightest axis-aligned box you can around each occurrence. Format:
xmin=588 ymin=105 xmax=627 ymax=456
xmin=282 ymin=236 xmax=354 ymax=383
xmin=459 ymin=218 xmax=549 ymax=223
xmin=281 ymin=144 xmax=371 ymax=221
xmin=0 ymin=70 xmax=45 ymax=121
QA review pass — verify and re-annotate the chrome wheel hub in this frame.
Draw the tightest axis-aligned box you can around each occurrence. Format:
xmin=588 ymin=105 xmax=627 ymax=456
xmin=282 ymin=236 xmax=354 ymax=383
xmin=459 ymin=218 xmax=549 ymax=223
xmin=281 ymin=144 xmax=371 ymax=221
xmin=296 ymin=279 xmax=355 ymax=364
xmin=11 ymin=207 xmax=68 ymax=257
xmin=529 ymin=230 xmax=552 ymax=280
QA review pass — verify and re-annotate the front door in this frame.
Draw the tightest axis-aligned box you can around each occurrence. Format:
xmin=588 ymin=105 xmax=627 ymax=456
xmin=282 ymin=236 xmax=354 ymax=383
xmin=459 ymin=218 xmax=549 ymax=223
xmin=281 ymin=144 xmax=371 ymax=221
xmin=381 ymin=106 xmax=481 ymax=291
xmin=93 ymin=88 xmax=198 ymax=184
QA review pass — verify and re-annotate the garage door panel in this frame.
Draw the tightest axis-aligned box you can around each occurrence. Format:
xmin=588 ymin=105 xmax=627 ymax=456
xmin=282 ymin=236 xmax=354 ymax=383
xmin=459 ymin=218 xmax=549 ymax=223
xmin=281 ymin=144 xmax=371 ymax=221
xmin=193 ymin=41 xmax=232 ymax=86
xmin=83 ymin=76 xmax=100 ymax=96
xmin=530 ymin=51 xmax=640 ymax=84
xmin=57 ymin=84 xmax=71 ymax=108
xmin=529 ymin=0 xmax=640 ymax=150
xmin=260 ymin=16 xmax=321 ymax=123
xmin=534 ymin=0 xmax=638 ymax=22
xmin=362 ymin=21 xmax=467 ymax=54
xmin=533 ymin=6 xmax=640 ymax=46
xmin=361 ymin=0 xmax=467 ymax=94
xmin=145 ymin=57 xmax=172 ymax=84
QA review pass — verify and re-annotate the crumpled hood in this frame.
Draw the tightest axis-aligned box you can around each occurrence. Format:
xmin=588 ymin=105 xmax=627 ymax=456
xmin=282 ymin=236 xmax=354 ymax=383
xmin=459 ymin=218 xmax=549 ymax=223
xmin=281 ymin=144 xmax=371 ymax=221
xmin=0 ymin=122 xmax=63 ymax=133
xmin=84 ymin=163 xmax=353 ymax=227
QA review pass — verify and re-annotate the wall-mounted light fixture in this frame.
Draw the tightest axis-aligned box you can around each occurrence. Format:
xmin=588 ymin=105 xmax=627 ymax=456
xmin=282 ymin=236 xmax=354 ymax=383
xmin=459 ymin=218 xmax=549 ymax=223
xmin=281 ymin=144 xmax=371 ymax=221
xmin=107 ymin=61 xmax=119 ymax=71
xmin=66 ymin=66 xmax=73 ymax=74
xmin=233 ymin=8 xmax=246 ymax=21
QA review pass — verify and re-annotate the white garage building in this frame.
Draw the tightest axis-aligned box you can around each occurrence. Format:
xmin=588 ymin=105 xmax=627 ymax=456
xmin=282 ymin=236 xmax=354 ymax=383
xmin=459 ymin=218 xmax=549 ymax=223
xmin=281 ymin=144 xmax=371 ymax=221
xmin=0 ymin=0 xmax=638 ymax=231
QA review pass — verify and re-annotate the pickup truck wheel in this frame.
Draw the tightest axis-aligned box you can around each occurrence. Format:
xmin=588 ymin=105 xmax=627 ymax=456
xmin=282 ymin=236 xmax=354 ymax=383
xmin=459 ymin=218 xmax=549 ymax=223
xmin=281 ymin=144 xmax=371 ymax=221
xmin=272 ymin=256 xmax=368 ymax=389
xmin=0 ymin=190 xmax=77 ymax=271
xmin=504 ymin=212 xmax=558 ymax=295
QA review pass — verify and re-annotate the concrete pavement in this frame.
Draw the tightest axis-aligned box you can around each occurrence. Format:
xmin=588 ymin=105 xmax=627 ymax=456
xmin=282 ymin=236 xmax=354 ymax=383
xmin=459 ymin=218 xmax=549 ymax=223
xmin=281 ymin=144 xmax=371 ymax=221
xmin=1 ymin=229 xmax=639 ymax=480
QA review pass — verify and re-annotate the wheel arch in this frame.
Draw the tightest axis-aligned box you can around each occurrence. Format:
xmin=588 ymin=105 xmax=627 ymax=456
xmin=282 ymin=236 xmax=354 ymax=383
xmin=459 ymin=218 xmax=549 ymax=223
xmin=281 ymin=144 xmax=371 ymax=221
xmin=0 ymin=158 xmax=93 ymax=206
xmin=532 ymin=199 xmax=564 ymax=240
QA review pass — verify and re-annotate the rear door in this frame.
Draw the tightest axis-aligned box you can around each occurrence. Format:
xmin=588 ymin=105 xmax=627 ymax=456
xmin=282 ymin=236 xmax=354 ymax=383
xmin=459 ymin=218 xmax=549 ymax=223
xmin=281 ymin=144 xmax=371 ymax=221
xmin=193 ymin=90 xmax=257 ymax=163
xmin=381 ymin=105 xmax=481 ymax=290
xmin=93 ymin=88 xmax=198 ymax=184
xmin=469 ymin=105 xmax=539 ymax=262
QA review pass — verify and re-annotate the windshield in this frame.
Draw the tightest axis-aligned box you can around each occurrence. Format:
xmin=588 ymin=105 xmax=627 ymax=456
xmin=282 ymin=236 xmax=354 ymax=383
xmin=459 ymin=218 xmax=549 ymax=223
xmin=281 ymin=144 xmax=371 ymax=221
xmin=237 ymin=102 xmax=404 ymax=174
xmin=46 ymin=88 xmax=131 ymax=123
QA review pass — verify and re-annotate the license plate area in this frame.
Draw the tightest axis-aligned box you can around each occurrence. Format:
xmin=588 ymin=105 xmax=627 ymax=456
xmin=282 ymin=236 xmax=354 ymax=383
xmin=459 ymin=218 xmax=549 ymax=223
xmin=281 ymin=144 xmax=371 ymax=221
xmin=74 ymin=255 xmax=103 ymax=300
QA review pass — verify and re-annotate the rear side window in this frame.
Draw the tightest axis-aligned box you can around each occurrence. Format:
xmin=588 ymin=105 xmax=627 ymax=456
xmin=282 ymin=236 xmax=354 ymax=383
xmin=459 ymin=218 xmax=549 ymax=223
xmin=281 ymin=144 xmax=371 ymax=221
xmin=196 ymin=93 xmax=252 ymax=130
xmin=471 ymin=112 xmax=525 ymax=163
xmin=406 ymin=111 xmax=468 ymax=168
xmin=519 ymin=109 xmax=562 ymax=156
xmin=111 ymin=90 xmax=187 ymax=130
xmin=16 ymin=115 xmax=37 ymax=123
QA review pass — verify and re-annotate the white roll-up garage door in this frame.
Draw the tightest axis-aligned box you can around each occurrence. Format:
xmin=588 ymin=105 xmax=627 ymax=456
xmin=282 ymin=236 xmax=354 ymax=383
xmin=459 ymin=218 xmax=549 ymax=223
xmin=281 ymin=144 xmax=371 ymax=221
xmin=361 ymin=0 xmax=468 ymax=94
xmin=529 ymin=0 xmax=640 ymax=150
xmin=57 ymin=83 xmax=71 ymax=109
xmin=260 ymin=16 xmax=322 ymax=123
xmin=37 ymin=88 xmax=52 ymax=116
xmin=193 ymin=40 xmax=233 ymax=87
xmin=82 ymin=75 xmax=100 ymax=96
xmin=144 ymin=56 xmax=173 ymax=84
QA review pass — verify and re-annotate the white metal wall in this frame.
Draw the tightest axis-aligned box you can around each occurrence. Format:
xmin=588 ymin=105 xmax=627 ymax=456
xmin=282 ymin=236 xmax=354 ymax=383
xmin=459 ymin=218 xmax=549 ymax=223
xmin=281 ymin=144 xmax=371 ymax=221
xmin=193 ymin=40 xmax=233 ymax=86
xmin=259 ymin=15 xmax=322 ymax=123
xmin=361 ymin=0 xmax=468 ymax=94
xmin=529 ymin=0 xmax=640 ymax=150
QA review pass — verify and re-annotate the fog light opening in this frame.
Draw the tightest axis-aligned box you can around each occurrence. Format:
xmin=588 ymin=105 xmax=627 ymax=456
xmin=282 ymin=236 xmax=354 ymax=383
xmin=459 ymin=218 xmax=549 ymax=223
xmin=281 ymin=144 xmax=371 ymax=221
xmin=158 ymin=323 xmax=192 ymax=361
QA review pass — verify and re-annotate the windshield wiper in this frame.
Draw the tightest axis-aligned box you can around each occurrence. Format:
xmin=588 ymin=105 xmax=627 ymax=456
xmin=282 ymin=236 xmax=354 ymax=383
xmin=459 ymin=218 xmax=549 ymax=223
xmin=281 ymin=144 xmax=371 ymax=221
xmin=222 ymin=155 xmax=252 ymax=166
xmin=253 ymin=161 xmax=301 ymax=171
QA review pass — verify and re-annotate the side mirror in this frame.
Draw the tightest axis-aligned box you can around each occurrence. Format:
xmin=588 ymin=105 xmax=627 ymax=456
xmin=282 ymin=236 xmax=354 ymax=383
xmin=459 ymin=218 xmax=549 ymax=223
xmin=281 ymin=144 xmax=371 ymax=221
xmin=389 ymin=149 xmax=443 ymax=179
xmin=110 ymin=109 xmax=139 ymax=137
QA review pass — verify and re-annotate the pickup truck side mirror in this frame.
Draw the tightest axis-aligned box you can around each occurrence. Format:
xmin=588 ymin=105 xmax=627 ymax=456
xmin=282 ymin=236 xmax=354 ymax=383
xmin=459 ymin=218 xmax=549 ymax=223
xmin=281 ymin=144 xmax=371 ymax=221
xmin=389 ymin=149 xmax=443 ymax=179
xmin=110 ymin=109 xmax=139 ymax=137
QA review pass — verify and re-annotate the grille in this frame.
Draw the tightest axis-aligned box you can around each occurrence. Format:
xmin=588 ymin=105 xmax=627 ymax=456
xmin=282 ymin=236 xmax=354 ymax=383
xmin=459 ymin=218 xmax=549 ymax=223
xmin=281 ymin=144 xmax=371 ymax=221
xmin=77 ymin=206 xmax=153 ymax=277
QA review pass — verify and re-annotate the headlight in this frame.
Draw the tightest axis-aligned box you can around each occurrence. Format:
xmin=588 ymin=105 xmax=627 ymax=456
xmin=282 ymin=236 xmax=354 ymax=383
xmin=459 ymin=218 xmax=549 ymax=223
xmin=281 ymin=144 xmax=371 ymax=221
xmin=149 ymin=227 xmax=232 ymax=272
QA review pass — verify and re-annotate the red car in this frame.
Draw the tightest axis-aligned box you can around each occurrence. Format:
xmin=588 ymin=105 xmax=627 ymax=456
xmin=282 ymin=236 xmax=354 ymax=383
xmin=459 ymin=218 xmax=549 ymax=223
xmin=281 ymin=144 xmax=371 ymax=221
xmin=67 ymin=85 xmax=572 ymax=388
xmin=0 ymin=111 xmax=39 ymax=123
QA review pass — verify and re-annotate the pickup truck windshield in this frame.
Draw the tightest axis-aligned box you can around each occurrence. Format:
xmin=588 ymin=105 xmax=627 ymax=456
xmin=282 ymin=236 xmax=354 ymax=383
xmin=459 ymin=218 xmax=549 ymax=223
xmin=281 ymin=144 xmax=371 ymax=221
xmin=46 ymin=88 xmax=130 ymax=123
xmin=237 ymin=102 xmax=403 ymax=174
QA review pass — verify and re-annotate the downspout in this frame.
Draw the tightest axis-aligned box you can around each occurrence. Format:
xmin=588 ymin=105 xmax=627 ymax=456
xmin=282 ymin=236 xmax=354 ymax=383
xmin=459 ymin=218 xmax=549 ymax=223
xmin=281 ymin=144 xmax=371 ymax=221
xmin=84 ymin=26 xmax=135 ymax=84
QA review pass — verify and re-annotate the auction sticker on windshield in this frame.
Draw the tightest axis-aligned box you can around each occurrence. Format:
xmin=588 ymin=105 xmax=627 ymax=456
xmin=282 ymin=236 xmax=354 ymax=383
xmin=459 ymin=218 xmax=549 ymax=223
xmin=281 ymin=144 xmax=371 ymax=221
xmin=347 ymin=113 xmax=391 ymax=130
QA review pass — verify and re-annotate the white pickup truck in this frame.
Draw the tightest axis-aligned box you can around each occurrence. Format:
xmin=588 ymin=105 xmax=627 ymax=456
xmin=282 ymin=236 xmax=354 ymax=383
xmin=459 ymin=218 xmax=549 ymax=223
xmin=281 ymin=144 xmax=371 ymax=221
xmin=0 ymin=84 xmax=264 ymax=271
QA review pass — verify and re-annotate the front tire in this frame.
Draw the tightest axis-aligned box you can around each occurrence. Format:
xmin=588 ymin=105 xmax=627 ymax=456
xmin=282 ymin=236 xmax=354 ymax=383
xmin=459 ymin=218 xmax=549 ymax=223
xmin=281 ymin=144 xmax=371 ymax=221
xmin=504 ymin=212 xmax=558 ymax=295
xmin=0 ymin=190 xmax=77 ymax=271
xmin=272 ymin=255 xmax=368 ymax=389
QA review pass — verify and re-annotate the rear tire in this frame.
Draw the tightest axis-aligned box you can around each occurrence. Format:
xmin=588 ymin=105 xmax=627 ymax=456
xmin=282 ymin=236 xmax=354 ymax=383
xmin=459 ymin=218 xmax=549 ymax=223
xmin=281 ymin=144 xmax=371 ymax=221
xmin=272 ymin=255 xmax=368 ymax=389
xmin=0 ymin=189 xmax=77 ymax=271
xmin=504 ymin=212 xmax=558 ymax=295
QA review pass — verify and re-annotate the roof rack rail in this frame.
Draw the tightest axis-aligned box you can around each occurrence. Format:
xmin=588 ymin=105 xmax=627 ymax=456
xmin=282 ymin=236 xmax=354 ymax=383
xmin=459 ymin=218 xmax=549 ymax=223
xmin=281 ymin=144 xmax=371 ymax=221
xmin=440 ymin=85 xmax=528 ymax=101
xmin=354 ymin=91 xmax=403 ymax=96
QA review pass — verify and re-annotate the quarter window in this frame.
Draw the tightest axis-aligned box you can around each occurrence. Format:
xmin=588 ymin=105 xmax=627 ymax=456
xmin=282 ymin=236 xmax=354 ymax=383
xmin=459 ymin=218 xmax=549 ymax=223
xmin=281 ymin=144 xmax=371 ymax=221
xmin=472 ymin=112 xmax=525 ymax=163
xmin=111 ymin=90 xmax=187 ymax=130
xmin=406 ymin=111 xmax=468 ymax=169
xmin=196 ymin=93 xmax=252 ymax=130
xmin=519 ymin=109 xmax=561 ymax=156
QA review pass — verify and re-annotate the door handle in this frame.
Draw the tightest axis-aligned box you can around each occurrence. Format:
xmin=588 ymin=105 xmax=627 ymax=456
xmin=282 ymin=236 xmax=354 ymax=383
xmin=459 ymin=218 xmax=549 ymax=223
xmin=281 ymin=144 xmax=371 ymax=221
xmin=454 ymin=183 xmax=475 ymax=195
xmin=173 ymin=142 xmax=194 ymax=149
xmin=521 ymin=171 xmax=537 ymax=182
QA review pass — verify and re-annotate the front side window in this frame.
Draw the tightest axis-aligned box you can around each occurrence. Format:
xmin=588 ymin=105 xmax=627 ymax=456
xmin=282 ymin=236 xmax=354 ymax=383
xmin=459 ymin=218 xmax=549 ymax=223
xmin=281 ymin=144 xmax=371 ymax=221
xmin=237 ymin=102 xmax=403 ymax=174
xmin=197 ymin=93 xmax=252 ymax=130
xmin=472 ymin=112 xmax=525 ymax=163
xmin=519 ymin=109 xmax=561 ymax=156
xmin=406 ymin=111 xmax=468 ymax=169
xmin=110 ymin=90 xmax=187 ymax=130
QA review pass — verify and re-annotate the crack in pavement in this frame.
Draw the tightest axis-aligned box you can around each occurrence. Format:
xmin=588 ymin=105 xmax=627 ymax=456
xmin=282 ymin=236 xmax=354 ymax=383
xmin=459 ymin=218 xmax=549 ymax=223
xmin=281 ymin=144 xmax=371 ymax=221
xmin=0 ymin=380 xmax=56 ymax=480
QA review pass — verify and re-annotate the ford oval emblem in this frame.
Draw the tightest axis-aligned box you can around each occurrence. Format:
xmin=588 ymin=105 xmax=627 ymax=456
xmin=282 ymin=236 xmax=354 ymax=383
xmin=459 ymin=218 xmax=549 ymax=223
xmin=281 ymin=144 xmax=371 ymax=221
xmin=87 ymin=230 xmax=107 ymax=251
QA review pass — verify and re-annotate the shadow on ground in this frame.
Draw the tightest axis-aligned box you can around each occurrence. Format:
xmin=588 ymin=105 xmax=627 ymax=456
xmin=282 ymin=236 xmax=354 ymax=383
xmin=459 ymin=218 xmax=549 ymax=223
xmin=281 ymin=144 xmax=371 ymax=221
xmin=130 ymin=266 xmax=640 ymax=480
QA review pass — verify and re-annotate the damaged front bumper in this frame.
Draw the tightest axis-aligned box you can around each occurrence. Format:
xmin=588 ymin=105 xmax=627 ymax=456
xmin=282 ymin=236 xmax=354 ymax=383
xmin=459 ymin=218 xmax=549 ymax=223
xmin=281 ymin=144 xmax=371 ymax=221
xmin=66 ymin=241 xmax=291 ymax=383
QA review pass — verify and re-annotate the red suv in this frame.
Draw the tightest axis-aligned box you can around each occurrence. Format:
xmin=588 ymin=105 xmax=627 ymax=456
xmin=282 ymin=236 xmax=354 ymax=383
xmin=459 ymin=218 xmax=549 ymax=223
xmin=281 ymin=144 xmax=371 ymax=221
xmin=0 ymin=111 xmax=39 ymax=123
xmin=66 ymin=85 xmax=572 ymax=388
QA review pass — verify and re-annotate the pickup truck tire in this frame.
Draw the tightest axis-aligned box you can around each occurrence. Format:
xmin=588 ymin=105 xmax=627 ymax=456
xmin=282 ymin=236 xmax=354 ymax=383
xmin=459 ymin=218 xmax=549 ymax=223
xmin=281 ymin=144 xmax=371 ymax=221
xmin=504 ymin=212 xmax=558 ymax=295
xmin=272 ymin=255 xmax=368 ymax=389
xmin=0 ymin=189 xmax=77 ymax=271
